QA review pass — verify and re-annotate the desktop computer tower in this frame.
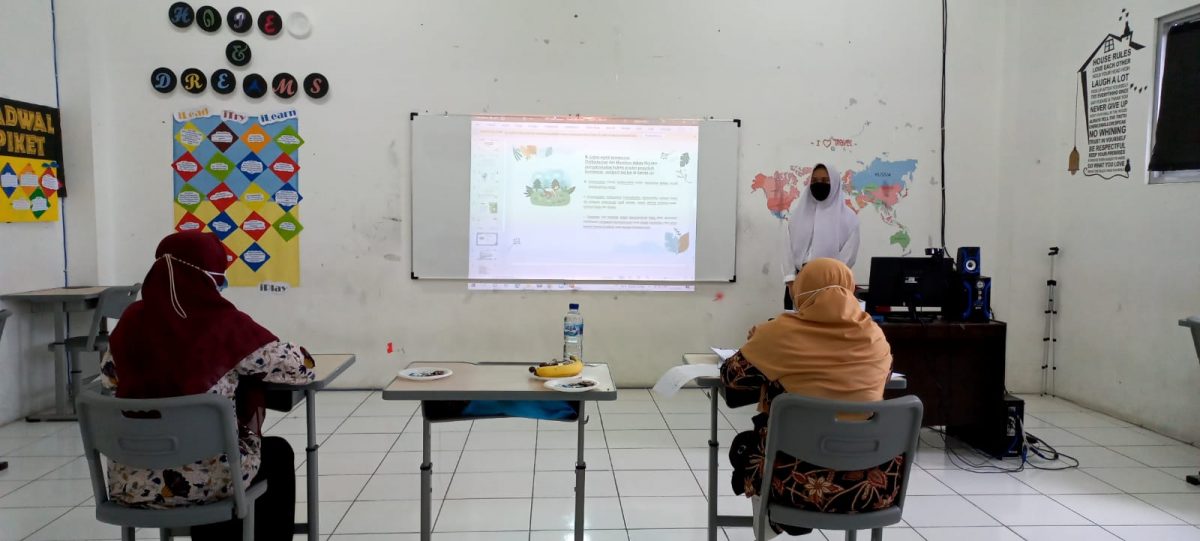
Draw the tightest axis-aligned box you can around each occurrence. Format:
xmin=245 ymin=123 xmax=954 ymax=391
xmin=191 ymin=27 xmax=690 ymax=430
xmin=949 ymin=393 xmax=1025 ymax=459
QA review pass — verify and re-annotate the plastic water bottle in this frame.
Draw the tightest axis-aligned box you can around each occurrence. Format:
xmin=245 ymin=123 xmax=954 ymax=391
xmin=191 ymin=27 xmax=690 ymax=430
xmin=563 ymin=303 xmax=584 ymax=360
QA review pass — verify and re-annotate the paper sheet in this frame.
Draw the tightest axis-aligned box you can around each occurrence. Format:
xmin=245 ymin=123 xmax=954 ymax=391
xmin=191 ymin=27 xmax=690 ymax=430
xmin=710 ymin=347 xmax=737 ymax=361
xmin=652 ymin=365 xmax=719 ymax=398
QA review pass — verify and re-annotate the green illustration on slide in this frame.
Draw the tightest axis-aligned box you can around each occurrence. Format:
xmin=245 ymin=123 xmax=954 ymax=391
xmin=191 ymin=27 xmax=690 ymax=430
xmin=512 ymin=145 xmax=553 ymax=161
xmin=664 ymin=228 xmax=691 ymax=254
xmin=523 ymin=170 xmax=575 ymax=206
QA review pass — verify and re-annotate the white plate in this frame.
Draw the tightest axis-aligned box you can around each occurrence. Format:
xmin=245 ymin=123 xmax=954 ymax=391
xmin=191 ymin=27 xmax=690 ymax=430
xmin=398 ymin=367 xmax=453 ymax=381
xmin=544 ymin=377 xmax=599 ymax=393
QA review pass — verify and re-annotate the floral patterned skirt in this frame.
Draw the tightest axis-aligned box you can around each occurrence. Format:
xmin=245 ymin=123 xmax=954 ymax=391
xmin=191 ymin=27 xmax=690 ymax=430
xmin=729 ymin=413 xmax=905 ymax=535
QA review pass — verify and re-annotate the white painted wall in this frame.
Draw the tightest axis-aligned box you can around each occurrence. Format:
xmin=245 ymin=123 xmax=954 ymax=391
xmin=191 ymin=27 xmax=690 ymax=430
xmin=47 ymin=0 xmax=1009 ymax=391
xmin=0 ymin=0 xmax=64 ymax=425
xmin=999 ymin=0 xmax=1200 ymax=444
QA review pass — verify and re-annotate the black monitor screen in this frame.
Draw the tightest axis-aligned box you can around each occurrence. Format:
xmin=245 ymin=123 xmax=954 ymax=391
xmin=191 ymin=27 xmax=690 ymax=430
xmin=867 ymin=257 xmax=952 ymax=314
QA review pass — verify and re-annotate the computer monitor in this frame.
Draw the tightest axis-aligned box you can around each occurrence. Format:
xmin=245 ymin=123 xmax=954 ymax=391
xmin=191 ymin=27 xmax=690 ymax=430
xmin=867 ymin=256 xmax=953 ymax=317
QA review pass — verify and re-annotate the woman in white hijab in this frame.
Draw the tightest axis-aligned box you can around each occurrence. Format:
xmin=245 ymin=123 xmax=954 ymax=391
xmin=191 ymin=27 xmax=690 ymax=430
xmin=782 ymin=163 xmax=860 ymax=309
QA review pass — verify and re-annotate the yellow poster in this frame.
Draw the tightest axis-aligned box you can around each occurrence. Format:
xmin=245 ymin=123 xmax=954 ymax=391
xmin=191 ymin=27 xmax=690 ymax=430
xmin=0 ymin=98 xmax=63 ymax=223
xmin=172 ymin=107 xmax=302 ymax=287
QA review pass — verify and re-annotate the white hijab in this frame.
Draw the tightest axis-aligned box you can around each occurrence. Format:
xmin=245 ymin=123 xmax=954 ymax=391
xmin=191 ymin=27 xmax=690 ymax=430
xmin=788 ymin=164 xmax=860 ymax=272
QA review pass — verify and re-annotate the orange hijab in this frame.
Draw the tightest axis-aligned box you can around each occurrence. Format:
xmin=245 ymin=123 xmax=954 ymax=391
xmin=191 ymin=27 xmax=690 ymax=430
xmin=740 ymin=258 xmax=892 ymax=404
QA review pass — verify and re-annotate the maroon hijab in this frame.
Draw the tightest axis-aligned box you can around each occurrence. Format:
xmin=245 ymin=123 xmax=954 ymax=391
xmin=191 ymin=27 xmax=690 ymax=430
xmin=109 ymin=231 xmax=278 ymax=434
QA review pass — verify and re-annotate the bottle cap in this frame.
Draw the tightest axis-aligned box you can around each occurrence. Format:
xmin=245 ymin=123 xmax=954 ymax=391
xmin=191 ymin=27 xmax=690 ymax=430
xmin=569 ymin=303 xmax=579 ymax=310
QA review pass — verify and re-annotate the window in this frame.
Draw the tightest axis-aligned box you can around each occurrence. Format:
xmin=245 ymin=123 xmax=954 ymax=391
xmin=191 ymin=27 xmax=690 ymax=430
xmin=1149 ymin=5 xmax=1200 ymax=183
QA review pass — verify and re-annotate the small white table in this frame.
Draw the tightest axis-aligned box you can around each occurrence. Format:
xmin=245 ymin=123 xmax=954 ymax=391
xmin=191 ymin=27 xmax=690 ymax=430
xmin=382 ymin=361 xmax=618 ymax=541
xmin=1 ymin=286 xmax=112 ymax=421
xmin=266 ymin=353 xmax=356 ymax=541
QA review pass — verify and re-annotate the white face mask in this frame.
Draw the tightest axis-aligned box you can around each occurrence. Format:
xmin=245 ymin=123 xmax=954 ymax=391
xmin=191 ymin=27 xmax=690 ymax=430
xmin=793 ymin=284 xmax=847 ymax=312
xmin=204 ymin=270 xmax=227 ymax=292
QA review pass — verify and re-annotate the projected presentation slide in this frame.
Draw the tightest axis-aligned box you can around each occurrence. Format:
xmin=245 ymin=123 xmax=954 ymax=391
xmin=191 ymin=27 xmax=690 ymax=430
xmin=468 ymin=117 xmax=700 ymax=281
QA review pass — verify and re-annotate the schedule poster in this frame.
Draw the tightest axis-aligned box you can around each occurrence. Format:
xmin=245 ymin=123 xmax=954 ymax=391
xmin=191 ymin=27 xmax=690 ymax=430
xmin=0 ymin=98 xmax=64 ymax=223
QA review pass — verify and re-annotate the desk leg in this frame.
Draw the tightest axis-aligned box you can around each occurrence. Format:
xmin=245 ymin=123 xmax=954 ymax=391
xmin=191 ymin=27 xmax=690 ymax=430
xmin=421 ymin=412 xmax=433 ymax=541
xmin=28 ymin=306 xmax=75 ymax=422
xmin=575 ymin=401 xmax=587 ymax=541
xmin=305 ymin=389 xmax=319 ymax=541
xmin=708 ymin=389 xmax=719 ymax=541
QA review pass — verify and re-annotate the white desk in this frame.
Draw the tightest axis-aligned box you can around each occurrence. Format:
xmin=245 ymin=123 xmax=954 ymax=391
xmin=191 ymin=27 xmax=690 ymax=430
xmin=382 ymin=361 xmax=617 ymax=541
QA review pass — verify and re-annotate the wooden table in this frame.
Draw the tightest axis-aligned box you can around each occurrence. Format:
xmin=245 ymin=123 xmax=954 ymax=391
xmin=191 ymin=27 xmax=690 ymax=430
xmin=1 ymin=287 xmax=112 ymax=421
xmin=266 ymin=353 xmax=356 ymax=541
xmin=681 ymin=352 xmax=907 ymax=541
xmin=382 ymin=362 xmax=617 ymax=541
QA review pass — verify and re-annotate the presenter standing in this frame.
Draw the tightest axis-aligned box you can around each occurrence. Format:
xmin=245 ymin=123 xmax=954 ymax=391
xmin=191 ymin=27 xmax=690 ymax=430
xmin=782 ymin=163 xmax=860 ymax=309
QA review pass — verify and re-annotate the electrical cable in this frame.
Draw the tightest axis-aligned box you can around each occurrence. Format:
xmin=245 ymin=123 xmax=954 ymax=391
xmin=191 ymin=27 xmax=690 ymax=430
xmin=940 ymin=0 xmax=948 ymax=252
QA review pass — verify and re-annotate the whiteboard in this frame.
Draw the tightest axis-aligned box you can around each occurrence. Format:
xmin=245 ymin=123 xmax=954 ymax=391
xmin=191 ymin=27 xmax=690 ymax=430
xmin=410 ymin=114 xmax=740 ymax=281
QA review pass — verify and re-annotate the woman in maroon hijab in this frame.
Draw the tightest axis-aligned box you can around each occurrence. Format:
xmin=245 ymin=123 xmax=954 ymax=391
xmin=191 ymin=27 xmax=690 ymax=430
xmin=100 ymin=231 xmax=314 ymax=541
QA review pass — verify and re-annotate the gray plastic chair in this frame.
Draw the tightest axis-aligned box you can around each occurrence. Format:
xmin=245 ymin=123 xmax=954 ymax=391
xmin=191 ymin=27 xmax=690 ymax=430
xmin=50 ymin=283 xmax=141 ymax=357
xmin=756 ymin=394 xmax=924 ymax=541
xmin=76 ymin=391 xmax=267 ymax=541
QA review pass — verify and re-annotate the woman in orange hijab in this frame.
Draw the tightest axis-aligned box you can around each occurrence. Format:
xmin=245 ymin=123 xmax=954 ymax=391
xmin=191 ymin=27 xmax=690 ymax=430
xmin=721 ymin=258 xmax=899 ymax=536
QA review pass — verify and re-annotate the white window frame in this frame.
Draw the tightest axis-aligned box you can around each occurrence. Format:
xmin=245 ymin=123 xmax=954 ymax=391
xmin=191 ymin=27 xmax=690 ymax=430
xmin=1148 ymin=4 xmax=1200 ymax=184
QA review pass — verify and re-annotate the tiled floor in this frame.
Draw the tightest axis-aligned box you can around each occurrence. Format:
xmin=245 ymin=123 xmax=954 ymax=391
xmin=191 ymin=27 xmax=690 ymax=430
xmin=1 ymin=390 xmax=1198 ymax=540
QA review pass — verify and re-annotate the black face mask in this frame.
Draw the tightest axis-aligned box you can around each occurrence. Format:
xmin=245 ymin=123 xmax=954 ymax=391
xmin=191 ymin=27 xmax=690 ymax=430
xmin=810 ymin=182 xmax=831 ymax=201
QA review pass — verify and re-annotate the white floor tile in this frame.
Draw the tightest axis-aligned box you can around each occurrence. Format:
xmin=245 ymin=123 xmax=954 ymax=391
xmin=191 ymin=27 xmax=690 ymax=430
xmin=289 ymin=402 xmax=363 ymax=419
xmin=1037 ymin=411 xmax=1128 ymax=428
xmin=822 ymin=529 xmax=924 ymax=541
xmin=901 ymin=495 xmax=1000 ymax=527
xmin=268 ymin=416 xmax=345 ymax=435
xmin=627 ymin=529 xmax=709 ymax=541
xmin=1008 ymin=468 xmax=1121 ymax=494
xmin=603 ymin=430 xmax=678 ymax=449
xmin=1160 ymin=468 xmax=1200 ymax=482
xmin=464 ymin=430 xmax=537 ymax=451
xmin=0 ymin=456 xmax=76 ymax=481
xmin=23 ymin=506 xmax=121 ymax=540
xmin=1049 ymin=446 xmax=1149 ymax=468
xmin=535 ymin=449 xmax=612 ymax=471
xmin=1105 ymin=525 xmax=1200 ymax=540
xmin=1053 ymin=494 xmax=1184 ymax=525
xmin=621 ymin=496 xmax=709 ymax=529
xmin=653 ymin=391 xmax=713 ymax=413
xmin=610 ymin=448 xmax=689 ymax=470
xmin=928 ymin=469 xmax=1035 ymax=495
xmin=0 ymin=422 xmax=75 ymax=439
xmin=1018 ymin=396 xmax=1088 ymax=414
xmin=691 ymin=468 xmax=738 ymax=498
xmin=0 ymin=506 xmax=70 ymax=541
xmin=435 ymin=498 xmax=531 ymax=532
xmin=296 ymin=500 xmax=354 ymax=535
xmin=0 ymin=478 xmax=96 ymax=508
xmin=966 ymin=494 xmax=1090 ymax=525
xmin=1112 ymin=446 xmax=1200 ymax=468
xmin=406 ymin=418 xmax=474 ymax=432
xmin=336 ymin=416 xmax=411 ymax=434
xmin=671 ymin=430 xmax=738 ymax=449
xmin=601 ymin=413 xmax=668 ymax=431
xmin=1137 ymin=493 xmax=1200 ymax=524
xmin=538 ymin=429 xmax=608 ymax=449
xmin=538 ymin=418 xmax=603 ymax=432
xmin=614 ymin=470 xmax=703 ymax=496
xmin=1068 ymin=427 xmax=1180 ymax=447
xmin=530 ymin=496 xmax=626 ymax=530
xmin=336 ymin=499 xmax=425 ymax=534
xmin=0 ymin=481 xmax=26 ymax=499
xmin=296 ymin=474 xmax=370 ymax=502
xmin=320 ymin=433 xmax=400 ymax=453
xmin=39 ymin=456 xmax=93 ymax=480
xmin=598 ymin=400 xmax=661 ymax=414
xmin=1084 ymin=467 xmax=1200 ymax=494
xmin=433 ymin=533 xmax=531 ymax=541
xmin=377 ymin=450 xmax=462 ymax=474
xmin=455 ymin=449 xmax=532 ymax=473
xmin=311 ymin=452 xmax=387 ymax=475
xmin=357 ymin=473 xmax=450 ymax=501
xmin=682 ymin=448 xmax=733 ymax=471
xmin=533 ymin=529 xmax=629 ymax=541
xmin=446 ymin=471 xmax=533 ymax=499
xmin=353 ymin=398 xmax=419 ymax=417
xmin=917 ymin=527 xmax=1023 ymax=541
xmin=534 ymin=470 xmax=618 ymax=498
xmin=391 ymin=430 xmax=469 ymax=452
xmin=469 ymin=418 xmax=539 ymax=432
xmin=5 ymin=432 xmax=86 ymax=457
xmin=0 ymin=437 xmax=40 ymax=455
xmin=1025 ymin=428 xmax=1098 ymax=447
xmin=1009 ymin=525 xmax=1123 ymax=541
xmin=663 ymin=413 xmax=731 ymax=431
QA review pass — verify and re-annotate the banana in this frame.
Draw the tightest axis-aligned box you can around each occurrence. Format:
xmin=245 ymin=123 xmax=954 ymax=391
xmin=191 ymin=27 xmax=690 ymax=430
xmin=529 ymin=355 xmax=584 ymax=378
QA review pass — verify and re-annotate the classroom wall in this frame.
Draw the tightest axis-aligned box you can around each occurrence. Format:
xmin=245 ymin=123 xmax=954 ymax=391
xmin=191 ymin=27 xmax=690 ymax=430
xmin=999 ymin=0 xmax=1200 ymax=444
xmin=51 ymin=0 xmax=1009 ymax=390
xmin=0 ymin=0 xmax=63 ymax=425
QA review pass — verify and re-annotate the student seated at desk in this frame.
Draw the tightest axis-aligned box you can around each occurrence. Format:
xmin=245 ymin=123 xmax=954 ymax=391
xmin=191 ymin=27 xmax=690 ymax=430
xmin=100 ymin=232 xmax=314 ymax=541
xmin=721 ymin=258 xmax=897 ymax=536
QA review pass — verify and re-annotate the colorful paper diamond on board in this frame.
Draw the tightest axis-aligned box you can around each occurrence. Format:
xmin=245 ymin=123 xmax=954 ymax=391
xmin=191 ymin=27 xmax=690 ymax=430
xmin=39 ymin=168 xmax=59 ymax=196
xmin=1 ymin=164 xmax=15 ymax=197
xmin=269 ymin=153 xmax=299 ymax=182
xmin=222 ymin=243 xmax=238 ymax=269
xmin=175 ymin=212 xmax=205 ymax=232
xmin=18 ymin=164 xmax=37 ymax=193
xmin=240 ymin=211 xmax=270 ymax=241
xmin=29 ymin=188 xmax=48 ymax=218
xmin=206 ymin=152 xmax=235 ymax=181
xmin=242 ymin=124 xmax=270 ymax=153
xmin=176 ymin=183 xmax=204 ymax=213
xmin=173 ymin=152 xmax=203 ymax=181
xmin=272 ymin=183 xmax=301 ymax=211
xmin=239 ymin=242 xmax=271 ymax=271
xmin=240 ymin=183 xmax=270 ymax=211
xmin=208 ymin=211 xmax=238 ymax=240
xmin=273 ymin=125 xmax=305 ymax=154
xmin=273 ymin=211 xmax=303 ymax=241
xmin=207 ymin=182 xmax=238 ymax=211
xmin=8 ymin=188 xmax=30 ymax=210
xmin=207 ymin=122 xmax=238 ymax=152
xmin=237 ymin=152 xmax=265 ymax=181
xmin=176 ymin=122 xmax=205 ymax=152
